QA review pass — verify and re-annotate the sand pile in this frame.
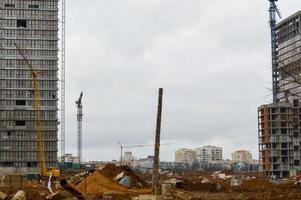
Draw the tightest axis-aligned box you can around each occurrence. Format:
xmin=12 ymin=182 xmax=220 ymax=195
xmin=99 ymin=164 xmax=148 ymax=188
xmin=76 ymin=170 xmax=149 ymax=195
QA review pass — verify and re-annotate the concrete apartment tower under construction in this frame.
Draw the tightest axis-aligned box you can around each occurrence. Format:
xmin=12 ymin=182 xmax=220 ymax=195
xmin=258 ymin=11 xmax=301 ymax=178
xmin=0 ymin=0 xmax=59 ymax=174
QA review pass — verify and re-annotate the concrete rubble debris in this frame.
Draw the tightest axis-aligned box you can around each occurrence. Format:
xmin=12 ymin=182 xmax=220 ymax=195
xmin=164 ymin=178 xmax=182 ymax=186
xmin=231 ymin=177 xmax=242 ymax=187
xmin=0 ymin=191 xmax=7 ymax=200
xmin=47 ymin=191 xmax=78 ymax=200
xmin=137 ymin=195 xmax=162 ymax=200
xmin=161 ymin=184 xmax=172 ymax=196
xmin=114 ymin=172 xmax=126 ymax=181
xmin=119 ymin=176 xmax=132 ymax=188
xmin=10 ymin=191 xmax=26 ymax=200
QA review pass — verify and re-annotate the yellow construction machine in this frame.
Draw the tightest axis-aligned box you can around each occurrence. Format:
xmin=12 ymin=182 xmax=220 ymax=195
xmin=14 ymin=43 xmax=60 ymax=178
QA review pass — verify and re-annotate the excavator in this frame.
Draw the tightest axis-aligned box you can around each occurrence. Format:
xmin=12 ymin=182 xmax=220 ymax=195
xmin=14 ymin=43 xmax=60 ymax=178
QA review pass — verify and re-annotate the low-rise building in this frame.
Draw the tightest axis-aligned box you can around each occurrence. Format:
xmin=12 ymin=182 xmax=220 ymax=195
xmin=58 ymin=154 xmax=79 ymax=163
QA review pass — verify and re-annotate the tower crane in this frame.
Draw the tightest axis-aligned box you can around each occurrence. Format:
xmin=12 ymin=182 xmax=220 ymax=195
xmin=76 ymin=92 xmax=83 ymax=164
xmin=117 ymin=142 xmax=170 ymax=165
xmin=268 ymin=0 xmax=281 ymax=103
xmin=14 ymin=43 xmax=59 ymax=177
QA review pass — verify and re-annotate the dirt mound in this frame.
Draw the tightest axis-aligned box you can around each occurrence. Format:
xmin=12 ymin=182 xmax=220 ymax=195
xmin=180 ymin=179 xmax=219 ymax=192
xmin=99 ymin=164 xmax=148 ymax=188
xmin=76 ymin=170 xmax=149 ymax=195
xmin=238 ymin=179 xmax=274 ymax=192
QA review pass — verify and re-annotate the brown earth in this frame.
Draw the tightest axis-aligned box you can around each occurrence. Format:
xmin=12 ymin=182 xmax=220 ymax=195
xmin=99 ymin=164 xmax=148 ymax=188
xmin=76 ymin=170 xmax=150 ymax=195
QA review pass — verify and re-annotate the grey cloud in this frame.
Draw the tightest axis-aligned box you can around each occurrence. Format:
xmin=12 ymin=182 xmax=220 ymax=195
xmin=59 ymin=1 xmax=301 ymax=161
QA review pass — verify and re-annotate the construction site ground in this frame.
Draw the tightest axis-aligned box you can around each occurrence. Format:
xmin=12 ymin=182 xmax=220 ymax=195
xmin=165 ymin=174 xmax=301 ymax=200
xmin=1 ymin=166 xmax=301 ymax=199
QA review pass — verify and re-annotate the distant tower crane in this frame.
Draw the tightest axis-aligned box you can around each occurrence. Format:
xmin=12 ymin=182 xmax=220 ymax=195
xmin=76 ymin=92 xmax=83 ymax=163
xmin=117 ymin=142 xmax=170 ymax=165
xmin=268 ymin=0 xmax=282 ymax=103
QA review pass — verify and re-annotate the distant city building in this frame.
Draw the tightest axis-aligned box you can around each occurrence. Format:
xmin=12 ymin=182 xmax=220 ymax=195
xmin=133 ymin=155 xmax=190 ymax=172
xmin=175 ymin=148 xmax=197 ymax=164
xmin=133 ymin=155 xmax=154 ymax=169
xmin=200 ymin=159 xmax=231 ymax=171
xmin=231 ymin=150 xmax=252 ymax=163
xmin=123 ymin=151 xmax=136 ymax=162
xmin=195 ymin=145 xmax=222 ymax=162
xmin=58 ymin=154 xmax=79 ymax=163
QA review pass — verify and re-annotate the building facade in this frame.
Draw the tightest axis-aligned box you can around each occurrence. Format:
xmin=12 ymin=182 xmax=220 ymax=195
xmin=195 ymin=145 xmax=222 ymax=163
xmin=0 ymin=0 xmax=59 ymax=174
xmin=258 ymin=101 xmax=301 ymax=178
xmin=277 ymin=11 xmax=301 ymax=102
xmin=231 ymin=150 xmax=252 ymax=164
xmin=258 ymin=11 xmax=301 ymax=178
xmin=175 ymin=148 xmax=197 ymax=164
xmin=123 ymin=151 xmax=136 ymax=162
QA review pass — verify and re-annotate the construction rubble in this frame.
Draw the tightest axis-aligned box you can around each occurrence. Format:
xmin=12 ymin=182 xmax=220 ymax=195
xmin=0 ymin=166 xmax=301 ymax=199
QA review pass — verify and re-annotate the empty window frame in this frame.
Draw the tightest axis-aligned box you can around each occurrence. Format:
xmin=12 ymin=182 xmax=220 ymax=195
xmin=16 ymin=100 xmax=26 ymax=106
xmin=4 ymin=4 xmax=15 ymax=7
xmin=17 ymin=19 xmax=27 ymax=28
xmin=28 ymin=4 xmax=39 ymax=9
xmin=15 ymin=120 xmax=25 ymax=126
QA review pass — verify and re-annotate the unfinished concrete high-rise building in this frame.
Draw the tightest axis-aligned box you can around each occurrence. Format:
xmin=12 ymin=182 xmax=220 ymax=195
xmin=277 ymin=11 xmax=301 ymax=102
xmin=0 ymin=0 xmax=59 ymax=174
xmin=258 ymin=11 xmax=301 ymax=178
xmin=258 ymin=100 xmax=301 ymax=178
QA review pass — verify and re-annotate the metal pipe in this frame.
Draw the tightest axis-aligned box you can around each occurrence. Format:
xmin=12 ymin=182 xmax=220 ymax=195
xmin=60 ymin=179 xmax=85 ymax=200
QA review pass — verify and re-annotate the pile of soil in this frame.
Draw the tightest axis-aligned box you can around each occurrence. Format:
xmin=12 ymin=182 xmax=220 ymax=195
xmin=76 ymin=170 xmax=149 ymax=195
xmin=238 ymin=179 xmax=275 ymax=192
xmin=181 ymin=179 xmax=219 ymax=192
xmin=99 ymin=164 xmax=148 ymax=188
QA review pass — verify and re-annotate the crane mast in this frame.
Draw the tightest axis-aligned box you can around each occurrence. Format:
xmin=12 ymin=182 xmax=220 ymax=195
xmin=76 ymin=92 xmax=83 ymax=163
xmin=269 ymin=0 xmax=281 ymax=103
xmin=14 ymin=44 xmax=47 ymax=176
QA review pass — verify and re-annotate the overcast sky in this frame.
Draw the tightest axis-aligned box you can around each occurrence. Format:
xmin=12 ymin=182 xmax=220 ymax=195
xmin=59 ymin=0 xmax=301 ymax=162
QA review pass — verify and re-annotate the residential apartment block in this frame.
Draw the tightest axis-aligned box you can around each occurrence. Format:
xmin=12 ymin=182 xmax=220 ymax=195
xmin=231 ymin=150 xmax=252 ymax=164
xmin=195 ymin=145 xmax=223 ymax=162
xmin=0 ymin=0 xmax=59 ymax=174
xmin=175 ymin=148 xmax=197 ymax=164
